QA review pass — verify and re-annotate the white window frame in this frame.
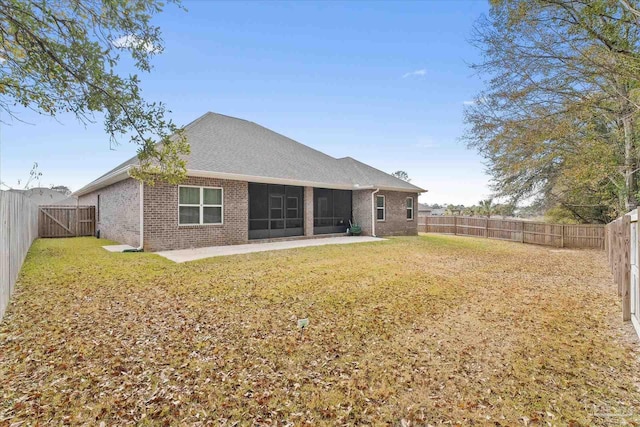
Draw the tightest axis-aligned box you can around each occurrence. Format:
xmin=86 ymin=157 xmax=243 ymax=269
xmin=178 ymin=185 xmax=224 ymax=226
xmin=376 ymin=195 xmax=385 ymax=222
xmin=406 ymin=197 xmax=414 ymax=220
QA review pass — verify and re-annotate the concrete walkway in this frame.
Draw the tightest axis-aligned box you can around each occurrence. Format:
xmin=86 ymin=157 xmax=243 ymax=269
xmin=156 ymin=236 xmax=384 ymax=263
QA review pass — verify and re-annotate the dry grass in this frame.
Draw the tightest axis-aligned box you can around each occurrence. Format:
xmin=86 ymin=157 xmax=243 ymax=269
xmin=0 ymin=235 xmax=639 ymax=426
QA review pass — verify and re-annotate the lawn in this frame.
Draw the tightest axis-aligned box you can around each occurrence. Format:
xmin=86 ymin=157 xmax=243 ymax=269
xmin=1 ymin=236 xmax=639 ymax=425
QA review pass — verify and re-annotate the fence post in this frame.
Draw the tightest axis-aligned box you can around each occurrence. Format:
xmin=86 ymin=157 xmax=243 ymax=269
xmin=484 ymin=217 xmax=488 ymax=238
xmin=453 ymin=216 xmax=457 ymax=236
xmin=623 ymin=214 xmax=631 ymax=321
xmin=561 ymin=224 xmax=565 ymax=248
xmin=520 ymin=220 xmax=525 ymax=243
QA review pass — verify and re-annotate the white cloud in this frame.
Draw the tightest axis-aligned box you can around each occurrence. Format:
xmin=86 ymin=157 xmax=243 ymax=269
xmin=463 ymin=100 xmax=475 ymax=106
xmin=402 ymin=68 xmax=427 ymax=79
xmin=112 ymin=35 xmax=159 ymax=53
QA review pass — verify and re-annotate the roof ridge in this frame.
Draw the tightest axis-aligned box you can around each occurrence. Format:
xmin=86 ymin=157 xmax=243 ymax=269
xmin=210 ymin=113 xmax=344 ymax=163
xmin=203 ymin=111 xmax=255 ymax=125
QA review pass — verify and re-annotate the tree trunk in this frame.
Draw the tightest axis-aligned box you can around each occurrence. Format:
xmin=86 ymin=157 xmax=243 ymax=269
xmin=622 ymin=113 xmax=638 ymax=211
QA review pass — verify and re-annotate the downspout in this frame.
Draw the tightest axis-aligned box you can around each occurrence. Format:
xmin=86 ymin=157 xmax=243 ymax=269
xmin=371 ymin=188 xmax=380 ymax=237
xmin=137 ymin=181 xmax=144 ymax=250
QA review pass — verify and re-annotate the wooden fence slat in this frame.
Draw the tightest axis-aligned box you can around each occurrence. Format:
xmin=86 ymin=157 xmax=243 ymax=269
xmin=41 ymin=209 xmax=74 ymax=235
xmin=421 ymin=216 xmax=604 ymax=249
xmin=623 ymin=215 xmax=631 ymax=321
xmin=1 ymin=191 xmax=38 ymax=320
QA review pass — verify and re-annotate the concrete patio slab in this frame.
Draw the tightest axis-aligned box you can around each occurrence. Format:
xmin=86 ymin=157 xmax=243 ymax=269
xmin=156 ymin=236 xmax=385 ymax=263
xmin=102 ymin=244 xmax=137 ymax=252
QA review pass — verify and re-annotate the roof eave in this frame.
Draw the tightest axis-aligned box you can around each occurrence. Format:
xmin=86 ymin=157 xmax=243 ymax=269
xmin=72 ymin=166 xmax=132 ymax=197
xmin=188 ymin=169 xmax=358 ymax=190
xmin=189 ymin=169 xmax=427 ymax=193
xmin=72 ymin=167 xmax=428 ymax=197
xmin=373 ymin=186 xmax=427 ymax=193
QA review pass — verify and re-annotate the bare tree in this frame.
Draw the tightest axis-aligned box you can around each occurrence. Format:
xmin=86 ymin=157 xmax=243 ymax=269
xmin=0 ymin=162 xmax=42 ymax=190
xmin=465 ymin=0 xmax=640 ymax=222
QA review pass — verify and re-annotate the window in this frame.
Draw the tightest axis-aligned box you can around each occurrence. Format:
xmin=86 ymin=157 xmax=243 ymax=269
xmin=406 ymin=197 xmax=414 ymax=220
xmin=376 ymin=195 xmax=385 ymax=221
xmin=178 ymin=186 xmax=223 ymax=225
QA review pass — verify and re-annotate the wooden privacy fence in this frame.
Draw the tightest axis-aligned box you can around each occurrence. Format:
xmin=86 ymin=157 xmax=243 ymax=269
xmin=0 ymin=191 xmax=39 ymax=320
xmin=39 ymin=206 xmax=96 ymax=238
xmin=420 ymin=216 xmax=605 ymax=249
xmin=605 ymin=210 xmax=639 ymax=337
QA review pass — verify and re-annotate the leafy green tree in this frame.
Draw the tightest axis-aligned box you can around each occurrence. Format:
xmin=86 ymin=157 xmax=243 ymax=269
xmin=544 ymin=206 xmax=581 ymax=224
xmin=445 ymin=204 xmax=463 ymax=215
xmin=0 ymin=0 xmax=189 ymax=184
xmin=465 ymin=0 xmax=640 ymax=222
xmin=462 ymin=206 xmax=477 ymax=216
xmin=478 ymin=198 xmax=495 ymax=218
xmin=494 ymin=203 xmax=515 ymax=219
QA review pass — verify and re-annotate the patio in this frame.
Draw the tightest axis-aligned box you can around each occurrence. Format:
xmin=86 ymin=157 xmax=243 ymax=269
xmin=154 ymin=235 xmax=384 ymax=262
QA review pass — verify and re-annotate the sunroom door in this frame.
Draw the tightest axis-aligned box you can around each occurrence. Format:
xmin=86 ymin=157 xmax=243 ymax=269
xmin=248 ymin=183 xmax=304 ymax=240
xmin=269 ymin=194 xmax=285 ymax=238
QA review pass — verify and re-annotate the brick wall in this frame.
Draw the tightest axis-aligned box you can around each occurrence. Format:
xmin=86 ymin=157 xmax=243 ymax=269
xmin=352 ymin=189 xmax=374 ymax=236
xmin=78 ymin=178 xmax=141 ymax=247
xmin=79 ymin=177 xmax=416 ymax=251
xmin=304 ymin=186 xmax=314 ymax=236
xmin=352 ymin=190 xmax=417 ymax=236
xmin=143 ymin=176 xmax=248 ymax=251
xmin=374 ymin=190 xmax=418 ymax=236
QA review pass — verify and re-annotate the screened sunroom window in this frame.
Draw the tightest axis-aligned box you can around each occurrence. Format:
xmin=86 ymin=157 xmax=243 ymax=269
xmin=179 ymin=186 xmax=223 ymax=225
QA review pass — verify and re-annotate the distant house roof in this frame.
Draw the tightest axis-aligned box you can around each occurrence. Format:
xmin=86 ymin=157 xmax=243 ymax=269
xmin=9 ymin=187 xmax=77 ymax=206
xmin=75 ymin=112 xmax=426 ymax=196
xmin=418 ymin=205 xmax=446 ymax=216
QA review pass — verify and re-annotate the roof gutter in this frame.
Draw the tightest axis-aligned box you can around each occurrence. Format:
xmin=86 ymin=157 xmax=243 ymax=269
xmin=371 ymin=188 xmax=380 ymax=237
xmin=72 ymin=165 xmax=132 ymax=197
xmin=72 ymin=167 xmax=428 ymax=197
xmin=188 ymin=169 xmax=427 ymax=193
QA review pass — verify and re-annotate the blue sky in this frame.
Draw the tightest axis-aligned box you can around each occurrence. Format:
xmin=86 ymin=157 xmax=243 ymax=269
xmin=0 ymin=0 xmax=490 ymax=205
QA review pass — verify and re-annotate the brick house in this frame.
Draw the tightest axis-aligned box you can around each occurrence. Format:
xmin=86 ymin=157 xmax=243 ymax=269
xmin=75 ymin=112 xmax=426 ymax=251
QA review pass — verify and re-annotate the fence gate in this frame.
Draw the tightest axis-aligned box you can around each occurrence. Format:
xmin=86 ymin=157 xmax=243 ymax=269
xmin=38 ymin=206 xmax=96 ymax=238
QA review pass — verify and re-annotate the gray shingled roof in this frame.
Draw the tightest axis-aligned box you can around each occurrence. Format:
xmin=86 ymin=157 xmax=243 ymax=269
xmin=88 ymin=112 xmax=425 ymax=192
